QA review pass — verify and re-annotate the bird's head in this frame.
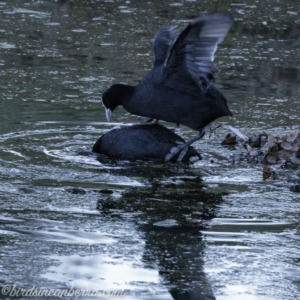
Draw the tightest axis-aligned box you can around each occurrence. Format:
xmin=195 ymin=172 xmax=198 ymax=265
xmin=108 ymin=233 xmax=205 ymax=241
xmin=102 ymin=84 xmax=123 ymax=121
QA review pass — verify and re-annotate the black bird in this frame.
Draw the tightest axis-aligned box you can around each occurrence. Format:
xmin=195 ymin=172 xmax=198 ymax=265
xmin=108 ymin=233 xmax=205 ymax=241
xmin=102 ymin=14 xmax=233 ymax=161
xmin=93 ymin=124 xmax=201 ymax=162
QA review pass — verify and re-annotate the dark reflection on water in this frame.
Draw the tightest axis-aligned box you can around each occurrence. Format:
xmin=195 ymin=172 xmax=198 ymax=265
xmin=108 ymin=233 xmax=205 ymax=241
xmin=219 ymin=65 xmax=300 ymax=97
xmin=98 ymin=173 xmax=223 ymax=300
xmin=0 ymin=0 xmax=300 ymax=299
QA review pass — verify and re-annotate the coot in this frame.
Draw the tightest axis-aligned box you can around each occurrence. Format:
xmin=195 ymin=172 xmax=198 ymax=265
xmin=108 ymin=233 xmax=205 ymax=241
xmin=102 ymin=13 xmax=233 ymax=161
xmin=93 ymin=124 xmax=201 ymax=162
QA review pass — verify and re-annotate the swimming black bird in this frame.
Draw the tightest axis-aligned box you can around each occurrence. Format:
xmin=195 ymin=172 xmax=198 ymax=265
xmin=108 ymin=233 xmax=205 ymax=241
xmin=93 ymin=124 xmax=201 ymax=162
xmin=102 ymin=14 xmax=233 ymax=161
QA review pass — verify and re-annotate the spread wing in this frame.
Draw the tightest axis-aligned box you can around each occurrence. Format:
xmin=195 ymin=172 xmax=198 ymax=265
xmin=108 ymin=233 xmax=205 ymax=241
xmin=153 ymin=26 xmax=179 ymax=67
xmin=161 ymin=13 xmax=233 ymax=94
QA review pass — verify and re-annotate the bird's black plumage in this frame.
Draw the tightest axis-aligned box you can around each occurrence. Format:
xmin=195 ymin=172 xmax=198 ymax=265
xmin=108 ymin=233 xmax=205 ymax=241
xmin=93 ymin=124 xmax=201 ymax=162
xmin=153 ymin=26 xmax=179 ymax=67
xmin=102 ymin=13 xmax=233 ymax=131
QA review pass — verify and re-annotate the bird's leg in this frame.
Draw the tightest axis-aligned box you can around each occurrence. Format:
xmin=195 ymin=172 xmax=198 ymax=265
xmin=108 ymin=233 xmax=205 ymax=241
xmin=138 ymin=116 xmax=159 ymax=123
xmin=165 ymin=129 xmax=205 ymax=162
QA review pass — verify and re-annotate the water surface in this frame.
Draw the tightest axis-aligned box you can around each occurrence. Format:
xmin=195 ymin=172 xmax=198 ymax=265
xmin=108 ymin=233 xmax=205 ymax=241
xmin=0 ymin=1 xmax=300 ymax=299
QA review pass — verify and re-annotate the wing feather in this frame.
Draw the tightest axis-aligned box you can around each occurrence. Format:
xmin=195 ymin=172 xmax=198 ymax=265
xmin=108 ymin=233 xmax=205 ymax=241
xmin=152 ymin=26 xmax=179 ymax=66
xmin=162 ymin=13 xmax=233 ymax=94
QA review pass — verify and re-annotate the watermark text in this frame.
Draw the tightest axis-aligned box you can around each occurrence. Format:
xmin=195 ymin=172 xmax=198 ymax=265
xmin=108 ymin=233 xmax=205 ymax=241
xmin=1 ymin=285 xmax=124 ymax=298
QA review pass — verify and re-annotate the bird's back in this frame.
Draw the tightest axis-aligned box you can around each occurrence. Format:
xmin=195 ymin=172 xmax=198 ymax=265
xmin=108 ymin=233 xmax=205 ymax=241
xmin=123 ymin=66 xmax=231 ymax=131
xmin=93 ymin=124 xmax=200 ymax=162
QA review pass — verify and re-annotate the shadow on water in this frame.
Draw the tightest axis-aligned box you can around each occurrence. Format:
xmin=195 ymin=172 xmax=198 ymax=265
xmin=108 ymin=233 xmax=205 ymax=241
xmin=97 ymin=168 xmax=224 ymax=300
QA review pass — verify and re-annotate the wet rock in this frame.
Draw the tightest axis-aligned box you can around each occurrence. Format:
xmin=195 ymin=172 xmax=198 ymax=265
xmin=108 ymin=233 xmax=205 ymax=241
xmin=221 ymin=132 xmax=237 ymax=145
xmin=98 ymin=189 xmax=114 ymax=194
xmin=248 ymin=132 xmax=262 ymax=147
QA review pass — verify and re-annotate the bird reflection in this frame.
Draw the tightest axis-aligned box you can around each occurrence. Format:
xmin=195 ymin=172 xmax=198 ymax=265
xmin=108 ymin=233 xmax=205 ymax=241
xmin=97 ymin=168 xmax=223 ymax=300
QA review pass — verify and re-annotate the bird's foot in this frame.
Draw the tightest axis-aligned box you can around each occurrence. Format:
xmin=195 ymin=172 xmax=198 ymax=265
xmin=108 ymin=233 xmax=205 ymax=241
xmin=164 ymin=141 xmax=187 ymax=162
xmin=165 ymin=130 xmax=205 ymax=162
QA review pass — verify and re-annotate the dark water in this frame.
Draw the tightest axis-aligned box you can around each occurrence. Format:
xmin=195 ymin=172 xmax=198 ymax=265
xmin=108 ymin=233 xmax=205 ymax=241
xmin=0 ymin=1 xmax=300 ymax=299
